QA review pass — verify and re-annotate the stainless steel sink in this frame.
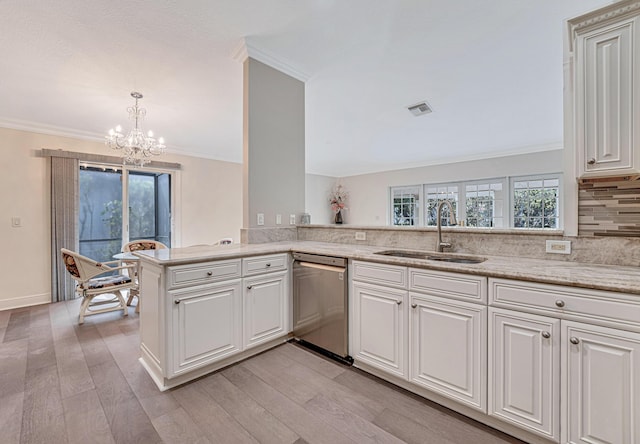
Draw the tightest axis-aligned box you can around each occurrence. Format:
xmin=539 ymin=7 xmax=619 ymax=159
xmin=374 ymin=250 xmax=487 ymax=264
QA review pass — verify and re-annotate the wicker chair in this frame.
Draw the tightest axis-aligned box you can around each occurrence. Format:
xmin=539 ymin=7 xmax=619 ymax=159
xmin=121 ymin=240 xmax=168 ymax=309
xmin=61 ymin=248 xmax=137 ymax=324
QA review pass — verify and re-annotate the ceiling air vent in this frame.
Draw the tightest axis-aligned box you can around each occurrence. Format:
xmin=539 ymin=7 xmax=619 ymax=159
xmin=407 ymin=101 xmax=433 ymax=116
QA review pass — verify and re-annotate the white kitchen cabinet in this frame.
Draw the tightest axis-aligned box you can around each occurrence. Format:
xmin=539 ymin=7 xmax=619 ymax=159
xmin=562 ymin=320 xmax=640 ymax=444
xmin=351 ymin=281 xmax=408 ymax=378
xmin=489 ymin=308 xmax=560 ymax=442
xmin=410 ymin=293 xmax=487 ymax=411
xmin=568 ymin=1 xmax=640 ymax=178
xmin=243 ymin=270 xmax=288 ymax=349
xmin=169 ymin=279 xmax=243 ymax=376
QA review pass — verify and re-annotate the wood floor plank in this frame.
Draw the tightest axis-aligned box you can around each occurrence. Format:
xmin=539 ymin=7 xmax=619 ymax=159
xmin=152 ymin=406 xmax=211 ymax=444
xmin=0 ymin=308 xmax=11 ymax=328
xmin=222 ymin=364 xmax=355 ymax=444
xmin=279 ymin=342 xmax=348 ymax=379
xmin=172 ymin=383 xmax=258 ymax=444
xmin=55 ymin=336 xmax=95 ymax=399
xmin=3 ymin=309 xmax=30 ymax=343
xmin=0 ymin=391 xmax=24 ymax=444
xmin=373 ymin=407 xmax=459 ymax=444
xmin=304 ymin=394 xmax=405 ymax=444
xmin=75 ymin=323 xmax=115 ymax=368
xmin=26 ymin=309 xmax=56 ymax=372
xmin=62 ymin=388 xmax=115 ymax=444
xmin=0 ymin=337 xmax=28 ymax=398
xmin=89 ymin=359 xmax=162 ymax=444
xmin=334 ymin=369 xmax=525 ymax=444
xmin=265 ymin=346 xmax=385 ymax=421
xmin=20 ymin=364 xmax=67 ymax=444
xmin=196 ymin=373 xmax=300 ymax=444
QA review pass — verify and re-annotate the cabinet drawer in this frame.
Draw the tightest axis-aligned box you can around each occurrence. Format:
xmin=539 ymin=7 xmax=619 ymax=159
xmin=490 ymin=278 xmax=640 ymax=330
xmin=409 ymin=268 xmax=487 ymax=303
xmin=168 ymin=259 xmax=241 ymax=289
xmin=242 ymin=254 xmax=288 ymax=276
xmin=353 ymin=261 xmax=407 ymax=289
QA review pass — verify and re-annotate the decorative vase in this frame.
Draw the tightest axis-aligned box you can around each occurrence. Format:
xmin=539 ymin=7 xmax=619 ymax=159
xmin=334 ymin=210 xmax=343 ymax=224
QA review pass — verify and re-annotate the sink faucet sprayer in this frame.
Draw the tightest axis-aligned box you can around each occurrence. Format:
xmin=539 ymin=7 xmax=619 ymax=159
xmin=436 ymin=200 xmax=457 ymax=252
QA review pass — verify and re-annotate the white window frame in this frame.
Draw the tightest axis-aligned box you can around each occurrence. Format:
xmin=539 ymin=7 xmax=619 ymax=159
xmin=509 ymin=173 xmax=562 ymax=230
xmin=388 ymin=173 xmax=562 ymax=229
xmin=389 ymin=185 xmax=423 ymax=226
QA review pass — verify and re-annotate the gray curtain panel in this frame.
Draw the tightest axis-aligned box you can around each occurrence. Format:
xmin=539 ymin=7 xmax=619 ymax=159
xmin=50 ymin=156 xmax=79 ymax=302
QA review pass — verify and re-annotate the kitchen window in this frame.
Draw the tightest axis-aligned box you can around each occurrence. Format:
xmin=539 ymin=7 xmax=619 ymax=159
xmin=390 ymin=174 xmax=560 ymax=229
xmin=391 ymin=186 xmax=421 ymax=226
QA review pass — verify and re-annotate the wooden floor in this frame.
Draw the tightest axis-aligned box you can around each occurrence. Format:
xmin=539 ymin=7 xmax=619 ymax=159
xmin=0 ymin=300 xmax=526 ymax=444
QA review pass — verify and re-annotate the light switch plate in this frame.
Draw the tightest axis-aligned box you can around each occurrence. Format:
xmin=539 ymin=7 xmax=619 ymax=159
xmin=276 ymin=214 xmax=282 ymax=225
xmin=289 ymin=214 xmax=296 ymax=225
xmin=257 ymin=213 xmax=264 ymax=226
xmin=11 ymin=217 xmax=21 ymax=227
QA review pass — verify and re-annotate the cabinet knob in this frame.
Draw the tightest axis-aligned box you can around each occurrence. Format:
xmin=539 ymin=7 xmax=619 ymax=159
xmin=266 ymin=263 xmax=271 ymax=267
xmin=570 ymin=337 xmax=580 ymax=345
xmin=206 ymin=271 xmax=213 ymax=276
xmin=587 ymin=158 xmax=596 ymax=165
xmin=555 ymin=300 xmax=565 ymax=308
xmin=396 ymin=300 xmax=402 ymax=305
xmin=541 ymin=331 xmax=551 ymax=339
xmin=411 ymin=303 xmax=417 ymax=309
xmin=247 ymin=285 xmax=253 ymax=290
xmin=174 ymin=299 xmax=181 ymax=305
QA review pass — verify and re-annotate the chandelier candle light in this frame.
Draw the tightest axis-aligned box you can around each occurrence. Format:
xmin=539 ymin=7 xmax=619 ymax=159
xmin=105 ymin=92 xmax=166 ymax=167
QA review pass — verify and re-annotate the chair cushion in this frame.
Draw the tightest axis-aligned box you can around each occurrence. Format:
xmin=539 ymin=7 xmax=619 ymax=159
xmin=128 ymin=242 xmax=160 ymax=251
xmin=81 ymin=274 xmax=132 ymax=290
xmin=62 ymin=252 xmax=80 ymax=278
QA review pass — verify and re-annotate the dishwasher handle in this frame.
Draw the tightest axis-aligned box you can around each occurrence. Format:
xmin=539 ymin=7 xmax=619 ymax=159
xmin=295 ymin=261 xmax=346 ymax=273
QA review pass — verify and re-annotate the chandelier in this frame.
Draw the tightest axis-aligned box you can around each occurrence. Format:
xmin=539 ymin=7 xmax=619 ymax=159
xmin=105 ymin=91 xmax=166 ymax=167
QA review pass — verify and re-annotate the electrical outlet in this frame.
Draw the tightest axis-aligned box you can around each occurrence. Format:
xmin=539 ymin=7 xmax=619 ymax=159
xmin=276 ymin=214 xmax=282 ymax=225
xmin=289 ymin=214 xmax=296 ymax=225
xmin=257 ymin=213 xmax=264 ymax=226
xmin=355 ymin=232 xmax=366 ymax=241
xmin=546 ymin=240 xmax=571 ymax=255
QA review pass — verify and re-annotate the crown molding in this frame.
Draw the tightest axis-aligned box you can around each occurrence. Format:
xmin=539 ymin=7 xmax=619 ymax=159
xmin=569 ymin=0 xmax=640 ymax=33
xmin=231 ymin=37 xmax=310 ymax=82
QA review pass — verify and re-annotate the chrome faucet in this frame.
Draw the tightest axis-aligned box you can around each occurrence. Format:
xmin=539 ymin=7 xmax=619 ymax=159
xmin=436 ymin=200 xmax=457 ymax=252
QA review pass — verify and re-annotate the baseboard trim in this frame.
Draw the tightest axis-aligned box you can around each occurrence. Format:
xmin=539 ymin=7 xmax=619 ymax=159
xmin=0 ymin=293 xmax=50 ymax=311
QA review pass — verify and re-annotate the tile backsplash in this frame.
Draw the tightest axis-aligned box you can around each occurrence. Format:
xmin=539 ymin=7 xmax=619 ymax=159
xmin=579 ymin=179 xmax=640 ymax=237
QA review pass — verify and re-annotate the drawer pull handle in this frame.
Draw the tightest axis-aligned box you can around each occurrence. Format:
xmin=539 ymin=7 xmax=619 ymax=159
xmin=247 ymin=285 xmax=253 ymax=290
xmin=206 ymin=271 xmax=213 ymax=276
xmin=411 ymin=303 xmax=417 ymax=309
xmin=587 ymin=158 xmax=596 ymax=165
xmin=266 ymin=263 xmax=271 ymax=267
xmin=541 ymin=331 xmax=551 ymax=339
xmin=396 ymin=300 xmax=402 ymax=305
xmin=570 ymin=337 xmax=580 ymax=345
xmin=555 ymin=300 xmax=565 ymax=308
xmin=174 ymin=299 xmax=181 ymax=305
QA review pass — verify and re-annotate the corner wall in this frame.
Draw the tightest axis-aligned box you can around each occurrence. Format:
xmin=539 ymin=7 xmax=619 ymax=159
xmin=0 ymin=127 xmax=242 ymax=310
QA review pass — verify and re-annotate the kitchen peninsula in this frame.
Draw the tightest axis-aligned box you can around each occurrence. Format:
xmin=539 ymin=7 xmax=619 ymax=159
xmin=135 ymin=238 xmax=640 ymax=444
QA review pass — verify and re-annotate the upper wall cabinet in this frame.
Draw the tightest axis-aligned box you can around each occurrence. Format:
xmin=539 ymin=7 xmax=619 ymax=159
xmin=568 ymin=1 xmax=640 ymax=179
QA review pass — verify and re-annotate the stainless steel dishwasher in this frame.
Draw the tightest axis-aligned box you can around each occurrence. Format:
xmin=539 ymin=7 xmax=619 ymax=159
xmin=292 ymin=252 xmax=351 ymax=362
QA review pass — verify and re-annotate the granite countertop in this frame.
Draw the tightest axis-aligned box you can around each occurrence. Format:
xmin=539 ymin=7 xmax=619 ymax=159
xmin=135 ymin=241 xmax=640 ymax=295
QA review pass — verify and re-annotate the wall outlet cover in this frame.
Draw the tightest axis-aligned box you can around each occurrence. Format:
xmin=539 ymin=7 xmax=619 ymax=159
xmin=355 ymin=232 xmax=366 ymax=241
xmin=546 ymin=240 xmax=571 ymax=254
xmin=289 ymin=214 xmax=296 ymax=225
xmin=257 ymin=213 xmax=264 ymax=226
xmin=276 ymin=214 xmax=282 ymax=225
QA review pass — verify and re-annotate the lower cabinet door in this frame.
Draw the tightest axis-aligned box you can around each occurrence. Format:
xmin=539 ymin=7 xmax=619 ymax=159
xmin=410 ymin=293 xmax=487 ymax=411
xmin=170 ymin=279 xmax=242 ymax=376
xmin=352 ymin=282 xmax=408 ymax=378
xmin=243 ymin=271 xmax=288 ymax=349
xmin=489 ymin=308 xmax=560 ymax=442
xmin=562 ymin=321 xmax=640 ymax=444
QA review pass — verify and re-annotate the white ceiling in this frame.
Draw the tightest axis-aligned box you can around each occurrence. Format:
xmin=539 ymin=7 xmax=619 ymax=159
xmin=0 ymin=0 xmax=609 ymax=176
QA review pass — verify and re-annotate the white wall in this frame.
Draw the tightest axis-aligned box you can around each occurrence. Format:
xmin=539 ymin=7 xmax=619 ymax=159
xmin=305 ymin=173 xmax=336 ymax=224
xmin=333 ymin=150 xmax=564 ymax=226
xmin=0 ymin=127 xmax=242 ymax=310
xmin=244 ymin=58 xmax=305 ymax=228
